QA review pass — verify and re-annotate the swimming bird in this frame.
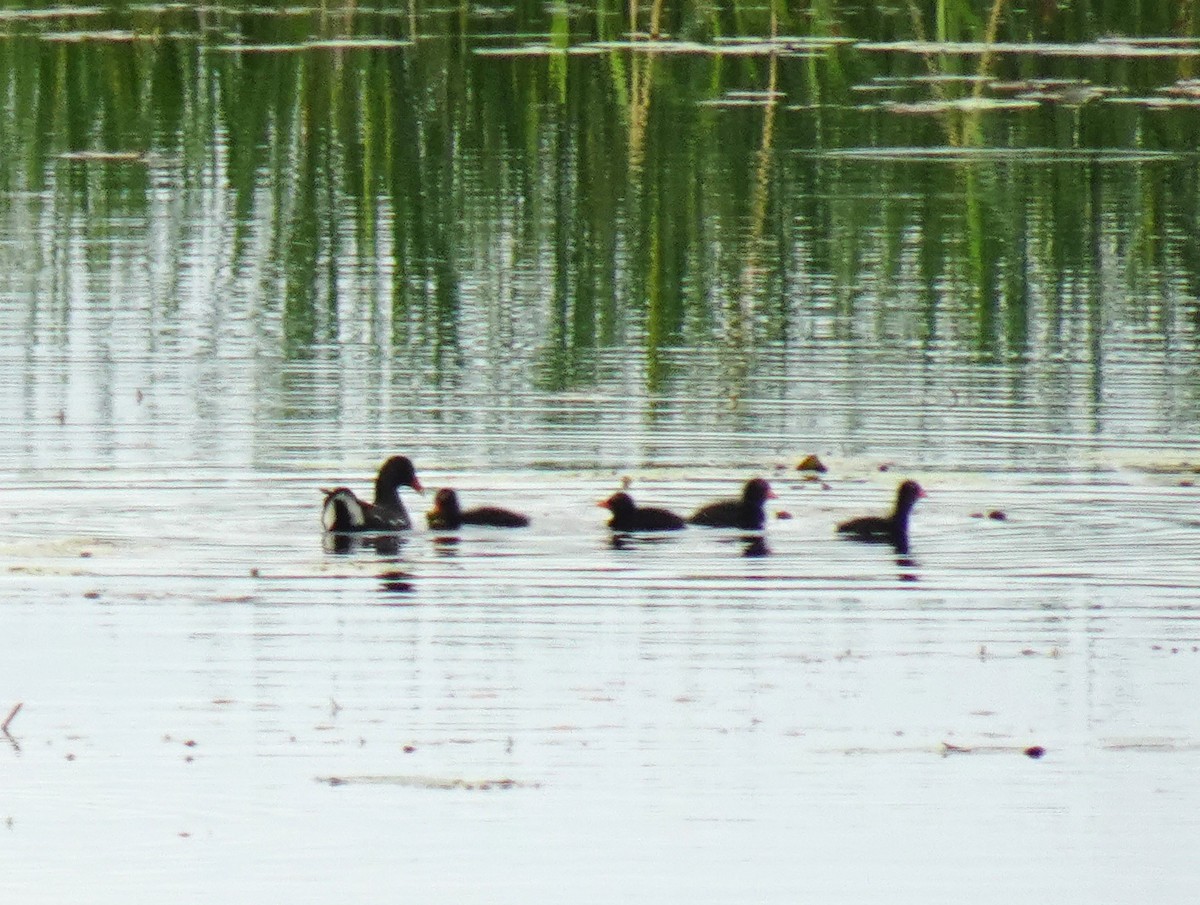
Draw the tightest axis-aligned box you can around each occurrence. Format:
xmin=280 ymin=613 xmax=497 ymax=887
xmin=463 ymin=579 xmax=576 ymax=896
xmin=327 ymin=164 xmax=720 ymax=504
xmin=321 ymin=455 xmax=422 ymax=532
xmin=687 ymin=478 xmax=776 ymax=530
xmin=836 ymin=479 xmax=925 ymax=552
xmin=600 ymin=492 xmax=686 ymax=532
xmin=426 ymin=488 xmax=530 ymax=529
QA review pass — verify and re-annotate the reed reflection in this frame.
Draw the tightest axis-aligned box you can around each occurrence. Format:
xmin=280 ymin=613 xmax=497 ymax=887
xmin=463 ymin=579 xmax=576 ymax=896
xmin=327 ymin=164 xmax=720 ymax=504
xmin=2 ymin=7 xmax=1199 ymax=437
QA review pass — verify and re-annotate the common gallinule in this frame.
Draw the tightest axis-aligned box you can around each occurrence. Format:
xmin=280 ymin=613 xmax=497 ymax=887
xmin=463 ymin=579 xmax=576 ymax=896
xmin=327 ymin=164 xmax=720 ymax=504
xmin=600 ymin=492 xmax=686 ymax=532
xmin=836 ymin=480 xmax=925 ymax=551
xmin=426 ymin=488 xmax=530 ymax=529
xmin=321 ymin=455 xmax=422 ymax=532
xmin=687 ymin=478 xmax=775 ymax=530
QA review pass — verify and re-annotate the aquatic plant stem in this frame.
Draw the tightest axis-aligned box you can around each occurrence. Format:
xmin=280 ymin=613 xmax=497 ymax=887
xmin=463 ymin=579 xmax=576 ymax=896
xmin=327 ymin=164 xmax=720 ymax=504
xmin=744 ymin=8 xmax=780 ymax=309
xmin=976 ymin=0 xmax=1010 ymax=96
xmin=649 ymin=0 xmax=665 ymax=38
xmin=1 ymin=702 xmax=21 ymax=733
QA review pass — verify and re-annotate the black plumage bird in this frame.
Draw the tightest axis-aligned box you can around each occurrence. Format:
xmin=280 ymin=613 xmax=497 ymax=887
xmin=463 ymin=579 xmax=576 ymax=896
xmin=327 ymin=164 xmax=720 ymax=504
xmin=836 ymin=480 xmax=925 ymax=552
xmin=688 ymin=478 xmax=775 ymax=530
xmin=600 ymin=492 xmax=686 ymax=532
xmin=321 ymin=456 xmax=422 ymax=532
xmin=426 ymin=488 xmax=530 ymax=529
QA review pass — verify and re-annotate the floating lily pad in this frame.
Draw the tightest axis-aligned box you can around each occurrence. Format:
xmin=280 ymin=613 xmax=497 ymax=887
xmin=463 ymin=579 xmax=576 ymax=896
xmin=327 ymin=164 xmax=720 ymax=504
xmin=991 ymin=78 xmax=1093 ymax=92
xmin=471 ymin=32 xmax=556 ymax=42
xmin=893 ymin=74 xmax=994 ymax=84
xmin=1160 ymin=80 xmax=1200 ymax=97
xmin=473 ymin=44 xmax=567 ymax=56
xmin=698 ymin=98 xmax=776 ymax=107
xmin=305 ymin=38 xmax=413 ymax=49
xmin=0 ymin=7 xmax=105 ymax=20
xmin=859 ymin=40 xmax=1200 ymax=57
xmin=883 ymin=98 xmax=1041 ymax=114
xmin=213 ymin=43 xmax=310 ymax=53
xmin=243 ymin=4 xmax=317 ymax=14
xmin=813 ymin=147 xmax=1179 ymax=164
xmin=43 ymin=30 xmax=140 ymax=42
xmin=58 ymin=150 xmax=147 ymax=163
xmin=1014 ymin=87 xmax=1115 ymax=104
xmin=470 ymin=5 xmax=515 ymax=19
xmin=1098 ymin=36 xmax=1200 ymax=46
xmin=585 ymin=39 xmax=783 ymax=55
xmin=714 ymin=34 xmax=852 ymax=47
xmin=480 ymin=36 xmax=836 ymax=57
xmin=213 ymin=38 xmax=411 ymax=53
xmin=1108 ymin=95 xmax=1200 ymax=108
xmin=699 ymin=90 xmax=785 ymax=108
xmin=726 ymin=90 xmax=786 ymax=100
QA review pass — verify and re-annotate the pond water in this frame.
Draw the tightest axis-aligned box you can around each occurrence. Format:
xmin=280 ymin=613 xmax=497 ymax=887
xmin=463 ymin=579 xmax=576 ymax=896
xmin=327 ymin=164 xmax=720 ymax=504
xmin=3 ymin=3 xmax=1200 ymax=902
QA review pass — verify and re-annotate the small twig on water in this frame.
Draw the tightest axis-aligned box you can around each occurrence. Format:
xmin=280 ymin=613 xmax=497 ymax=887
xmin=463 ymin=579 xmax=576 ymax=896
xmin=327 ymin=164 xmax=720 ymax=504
xmin=2 ymin=703 xmax=23 ymax=733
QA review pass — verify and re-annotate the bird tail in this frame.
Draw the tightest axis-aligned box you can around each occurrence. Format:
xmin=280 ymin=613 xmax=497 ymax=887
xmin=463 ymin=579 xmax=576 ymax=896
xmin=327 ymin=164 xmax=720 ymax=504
xmin=321 ymin=488 xmax=365 ymax=531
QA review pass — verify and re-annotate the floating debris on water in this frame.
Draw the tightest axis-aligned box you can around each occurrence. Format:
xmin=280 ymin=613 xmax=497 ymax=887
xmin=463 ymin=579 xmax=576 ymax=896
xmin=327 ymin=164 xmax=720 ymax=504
xmin=796 ymin=454 xmax=827 ymax=473
xmin=318 ymin=774 xmax=540 ymax=790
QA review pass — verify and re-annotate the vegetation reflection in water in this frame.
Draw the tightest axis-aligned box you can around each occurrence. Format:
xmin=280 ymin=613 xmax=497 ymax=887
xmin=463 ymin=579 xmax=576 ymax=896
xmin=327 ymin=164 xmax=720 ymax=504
xmin=2 ymin=2 xmax=1200 ymax=463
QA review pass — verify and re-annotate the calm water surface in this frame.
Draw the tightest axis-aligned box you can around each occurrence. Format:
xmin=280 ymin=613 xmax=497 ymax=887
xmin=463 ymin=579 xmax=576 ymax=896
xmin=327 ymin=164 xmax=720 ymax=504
xmin=3 ymin=3 xmax=1200 ymax=902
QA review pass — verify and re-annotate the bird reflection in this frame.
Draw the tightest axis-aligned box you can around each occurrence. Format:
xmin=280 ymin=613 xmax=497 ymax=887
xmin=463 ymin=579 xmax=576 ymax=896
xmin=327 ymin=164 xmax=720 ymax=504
xmin=431 ymin=535 xmax=461 ymax=557
xmin=607 ymin=532 xmax=681 ymax=551
xmin=740 ymin=535 xmax=771 ymax=558
xmin=896 ymin=552 xmax=920 ymax=582
xmin=322 ymin=532 xmax=405 ymax=557
xmin=321 ymin=532 xmax=415 ymax=594
xmin=378 ymin=569 xmax=416 ymax=595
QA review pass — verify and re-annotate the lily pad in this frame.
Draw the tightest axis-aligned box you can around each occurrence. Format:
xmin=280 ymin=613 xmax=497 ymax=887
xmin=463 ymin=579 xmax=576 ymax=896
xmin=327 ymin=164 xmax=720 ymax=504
xmin=213 ymin=38 xmax=411 ymax=53
xmin=0 ymin=7 xmax=105 ymax=20
xmin=43 ymin=30 xmax=140 ymax=42
xmin=882 ymin=98 xmax=1041 ymax=114
xmin=58 ymin=150 xmax=147 ymax=163
xmin=859 ymin=40 xmax=1200 ymax=58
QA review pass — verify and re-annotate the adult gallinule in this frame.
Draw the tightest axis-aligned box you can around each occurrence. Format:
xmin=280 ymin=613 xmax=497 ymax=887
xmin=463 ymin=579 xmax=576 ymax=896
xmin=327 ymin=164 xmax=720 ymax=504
xmin=321 ymin=455 xmax=422 ymax=532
